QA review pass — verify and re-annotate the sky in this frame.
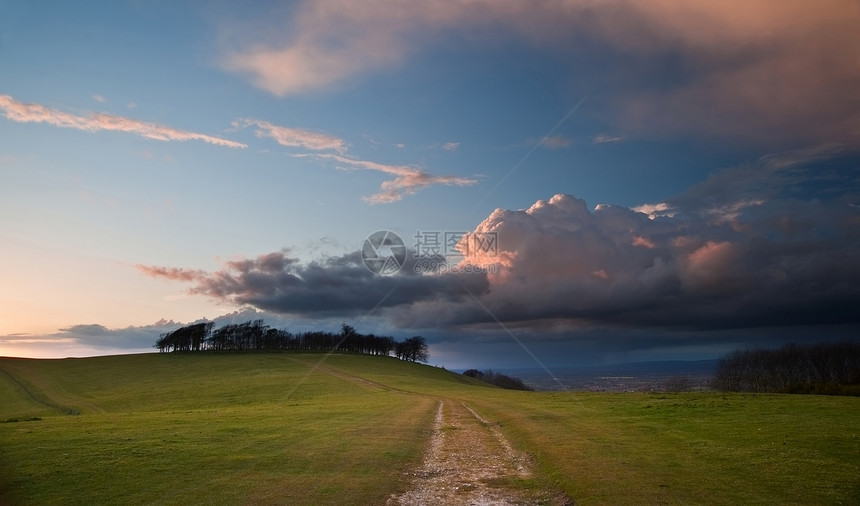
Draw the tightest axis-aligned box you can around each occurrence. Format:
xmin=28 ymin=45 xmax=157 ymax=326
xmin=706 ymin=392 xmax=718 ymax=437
xmin=1 ymin=0 xmax=859 ymax=370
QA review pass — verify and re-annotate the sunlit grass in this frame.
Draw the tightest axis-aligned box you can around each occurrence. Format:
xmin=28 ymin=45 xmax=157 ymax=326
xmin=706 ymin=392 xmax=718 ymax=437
xmin=0 ymin=354 xmax=438 ymax=505
xmin=1 ymin=353 xmax=858 ymax=505
xmin=468 ymin=390 xmax=860 ymax=505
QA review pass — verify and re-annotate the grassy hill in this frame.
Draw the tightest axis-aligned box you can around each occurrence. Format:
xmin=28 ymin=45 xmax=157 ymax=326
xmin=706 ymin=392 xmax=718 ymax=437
xmin=1 ymin=353 xmax=858 ymax=505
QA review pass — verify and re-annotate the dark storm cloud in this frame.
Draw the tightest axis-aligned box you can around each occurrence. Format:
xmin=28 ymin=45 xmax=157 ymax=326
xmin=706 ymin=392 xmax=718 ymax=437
xmin=139 ymin=149 xmax=860 ymax=336
xmin=138 ymin=250 xmax=489 ymax=318
xmin=423 ymin=149 xmax=860 ymax=331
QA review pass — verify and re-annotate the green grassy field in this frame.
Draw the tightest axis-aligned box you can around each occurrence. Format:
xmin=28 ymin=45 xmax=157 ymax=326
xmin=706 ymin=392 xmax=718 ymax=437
xmin=1 ymin=353 xmax=858 ymax=505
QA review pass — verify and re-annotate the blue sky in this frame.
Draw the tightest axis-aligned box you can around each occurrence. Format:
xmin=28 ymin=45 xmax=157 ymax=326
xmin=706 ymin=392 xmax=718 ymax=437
xmin=2 ymin=1 xmax=859 ymax=369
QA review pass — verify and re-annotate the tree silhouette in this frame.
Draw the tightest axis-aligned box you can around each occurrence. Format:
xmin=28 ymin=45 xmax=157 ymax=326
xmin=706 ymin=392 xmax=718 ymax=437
xmin=712 ymin=341 xmax=860 ymax=394
xmin=463 ymin=369 xmax=533 ymax=391
xmin=397 ymin=336 xmax=429 ymax=363
xmin=155 ymin=321 xmax=426 ymax=362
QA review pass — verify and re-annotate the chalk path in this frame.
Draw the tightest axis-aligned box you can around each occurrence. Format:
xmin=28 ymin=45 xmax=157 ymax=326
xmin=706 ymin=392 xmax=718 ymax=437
xmin=388 ymin=400 xmax=552 ymax=505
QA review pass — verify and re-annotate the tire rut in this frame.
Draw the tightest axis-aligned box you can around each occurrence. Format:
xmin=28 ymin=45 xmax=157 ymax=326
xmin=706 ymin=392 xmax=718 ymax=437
xmin=388 ymin=400 xmax=545 ymax=505
xmin=0 ymin=366 xmax=81 ymax=415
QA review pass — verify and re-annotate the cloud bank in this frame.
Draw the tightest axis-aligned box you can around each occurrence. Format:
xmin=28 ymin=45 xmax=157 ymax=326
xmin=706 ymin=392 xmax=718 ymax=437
xmin=0 ymin=94 xmax=246 ymax=148
xmin=138 ymin=250 xmax=489 ymax=317
xmin=223 ymin=0 xmax=860 ymax=147
xmin=140 ymin=148 xmax=860 ymax=335
xmin=0 ymin=309 xmax=300 ymax=358
xmin=0 ymin=320 xmax=178 ymax=358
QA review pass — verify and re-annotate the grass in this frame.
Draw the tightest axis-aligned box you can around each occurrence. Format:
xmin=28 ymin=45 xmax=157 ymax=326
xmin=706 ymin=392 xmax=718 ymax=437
xmin=468 ymin=391 xmax=860 ymax=504
xmin=1 ymin=353 xmax=858 ymax=505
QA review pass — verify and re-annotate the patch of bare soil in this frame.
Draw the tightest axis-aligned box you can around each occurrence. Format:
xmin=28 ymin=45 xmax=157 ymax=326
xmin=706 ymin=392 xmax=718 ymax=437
xmin=388 ymin=400 xmax=570 ymax=505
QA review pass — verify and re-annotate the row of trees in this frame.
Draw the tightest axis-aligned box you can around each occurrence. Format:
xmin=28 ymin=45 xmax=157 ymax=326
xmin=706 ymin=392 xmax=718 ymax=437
xmin=155 ymin=321 xmax=429 ymax=362
xmin=462 ymin=369 xmax=533 ymax=391
xmin=712 ymin=341 xmax=860 ymax=394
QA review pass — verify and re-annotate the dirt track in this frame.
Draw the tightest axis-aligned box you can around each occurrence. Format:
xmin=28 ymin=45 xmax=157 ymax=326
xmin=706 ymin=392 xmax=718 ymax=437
xmin=388 ymin=400 xmax=567 ymax=505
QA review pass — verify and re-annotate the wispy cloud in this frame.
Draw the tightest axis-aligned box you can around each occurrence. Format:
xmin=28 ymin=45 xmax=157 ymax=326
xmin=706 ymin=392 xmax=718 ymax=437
xmin=307 ymin=153 xmax=477 ymax=204
xmin=592 ymin=134 xmax=623 ymax=145
xmin=135 ymin=265 xmax=205 ymax=282
xmin=0 ymin=94 xmax=246 ymax=148
xmin=442 ymin=142 xmax=460 ymax=151
xmin=240 ymin=117 xmax=475 ymax=203
xmin=540 ymin=135 xmax=572 ymax=149
xmin=235 ymin=118 xmax=346 ymax=153
xmin=92 ymin=94 xmax=106 ymax=103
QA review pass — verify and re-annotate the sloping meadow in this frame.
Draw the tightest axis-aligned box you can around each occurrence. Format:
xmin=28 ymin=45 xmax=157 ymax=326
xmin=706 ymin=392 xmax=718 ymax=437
xmin=1 ymin=353 xmax=858 ymax=505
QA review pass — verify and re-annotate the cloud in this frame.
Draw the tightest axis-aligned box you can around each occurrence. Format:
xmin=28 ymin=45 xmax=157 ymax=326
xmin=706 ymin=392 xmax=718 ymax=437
xmin=0 ymin=309 xmax=307 ymax=358
xmin=0 ymin=320 xmax=180 ymax=357
xmin=235 ymin=118 xmax=346 ymax=152
xmin=92 ymin=94 xmax=106 ymax=103
xmin=631 ymin=202 xmax=675 ymax=220
xmin=540 ymin=135 xmax=572 ymax=149
xmin=607 ymin=0 xmax=860 ymax=147
xmin=222 ymin=0 xmax=860 ymax=147
xmin=431 ymin=149 xmax=860 ymax=331
xmin=141 ymin=147 xmax=860 ymax=337
xmin=222 ymin=2 xmax=440 ymax=96
xmin=303 ymin=153 xmax=477 ymax=204
xmin=0 ymin=94 xmax=246 ymax=148
xmin=138 ymin=250 xmax=489 ymax=317
xmin=592 ymin=135 xmax=623 ymax=145
xmin=442 ymin=142 xmax=460 ymax=151
xmin=233 ymin=118 xmax=473 ymax=202
xmin=222 ymin=0 xmax=572 ymax=96
xmin=136 ymin=265 xmax=205 ymax=282
xmin=639 ymin=144 xmax=851 ymax=223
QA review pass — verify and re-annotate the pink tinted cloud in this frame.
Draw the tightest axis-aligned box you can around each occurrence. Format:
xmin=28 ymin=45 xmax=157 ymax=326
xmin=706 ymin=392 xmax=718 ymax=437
xmin=604 ymin=0 xmax=860 ymax=146
xmin=241 ymin=117 xmax=474 ymax=203
xmin=632 ymin=236 xmax=655 ymax=248
xmin=680 ymin=241 xmax=744 ymax=294
xmin=136 ymin=265 xmax=205 ymax=282
xmin=0 ymin=95 xmax=246 ymax=148
xmin=235 ymin=118 xmax=346 ymax=152
xmin=309 ymin=153 xmax=477 ymax=204
xmin=540 ymin=135 xmax=572 ymax=149
xmin=222 ymin=0 xmax=563 ymax=96
xmin=140 ymin=148 xmax=860 ymax=332
xmin=141 ymin=177 xmax=860 ymax=332
xmin=223 ymin=0 xmax=860 ymax=147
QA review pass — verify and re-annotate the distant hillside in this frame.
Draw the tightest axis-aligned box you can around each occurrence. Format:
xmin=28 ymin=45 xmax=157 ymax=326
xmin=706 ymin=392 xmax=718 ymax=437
xmin=503 ymin=360 xmax=719 ymax=391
